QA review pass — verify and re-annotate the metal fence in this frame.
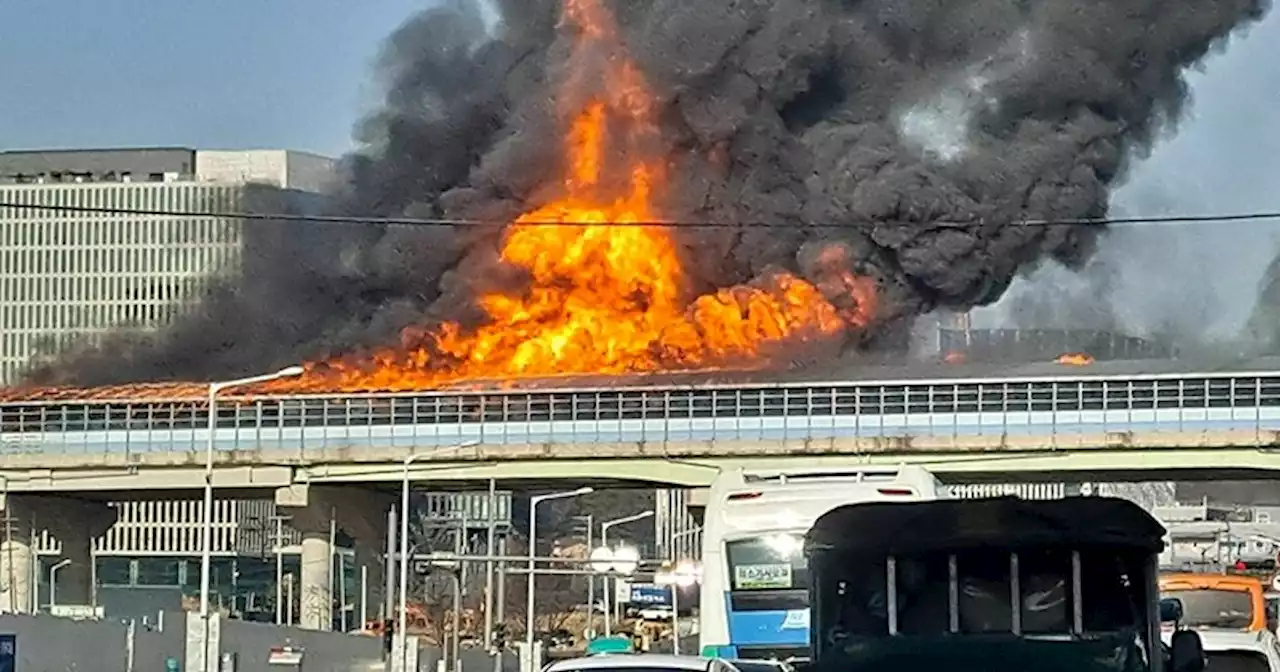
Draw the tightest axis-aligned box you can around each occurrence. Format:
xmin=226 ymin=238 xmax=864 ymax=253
xmin=936 ymin=328 xmax=1175 ymax=362
xmin=4 ymin=370 xmax=1280 ymax=455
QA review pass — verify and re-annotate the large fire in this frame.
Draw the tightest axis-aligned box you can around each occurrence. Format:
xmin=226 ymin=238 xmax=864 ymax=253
xmin=254 ymin=0 xmax=875 ymax=396
xmin=0 ymin=0 xmax=876 ymax=403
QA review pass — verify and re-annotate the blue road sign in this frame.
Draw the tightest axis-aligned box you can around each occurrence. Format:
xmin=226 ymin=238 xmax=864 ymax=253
xmin=0 ymin=633 xmax=16 ymax=672
xmin=629 ymin=584 xmax=672 ymax=607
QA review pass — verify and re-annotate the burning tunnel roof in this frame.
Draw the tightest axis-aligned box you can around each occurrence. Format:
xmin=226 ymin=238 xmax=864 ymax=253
xmin=3 ymin=355 xmax=1280 ymax=404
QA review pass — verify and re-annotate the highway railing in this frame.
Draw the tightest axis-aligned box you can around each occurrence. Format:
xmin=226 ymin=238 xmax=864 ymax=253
xmin=3 ymin=371 xmax=1280 ymax=455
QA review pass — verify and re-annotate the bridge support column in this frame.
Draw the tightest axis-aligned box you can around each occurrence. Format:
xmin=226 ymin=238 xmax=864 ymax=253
xmin=0 ymin=494 xmax=114 ymax=613
xmin=49 ymin=506 xmax=114 ymax=608
xmin=276 ymin=485 xmax=391 ymax=631
xmin=0 ymin=511 xmax=33 ymax=614
xmin=296 ymin=528 xmax=331 ymax=631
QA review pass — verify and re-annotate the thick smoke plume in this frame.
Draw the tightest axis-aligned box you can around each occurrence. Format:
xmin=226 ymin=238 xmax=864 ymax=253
xmin=23 ymin=0 xmax=1270 ymax=386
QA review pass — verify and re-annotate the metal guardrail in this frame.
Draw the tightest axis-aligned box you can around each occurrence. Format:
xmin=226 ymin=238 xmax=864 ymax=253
xmin=937 ymin=328 xmax=1175 ymax=362
xmin=2 ymin=371 xmax=1280 ymax=455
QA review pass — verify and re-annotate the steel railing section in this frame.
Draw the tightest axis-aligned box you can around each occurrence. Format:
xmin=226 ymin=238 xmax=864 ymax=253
xmin=3 ymin=371 xmax=1280 ymax=455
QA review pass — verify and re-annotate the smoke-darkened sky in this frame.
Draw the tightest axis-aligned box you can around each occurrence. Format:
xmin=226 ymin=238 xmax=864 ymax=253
xmin=970 ymin=9 xmax=1280 ymax=348
xmin=17 ymin=0 xmax=1276 ymax=386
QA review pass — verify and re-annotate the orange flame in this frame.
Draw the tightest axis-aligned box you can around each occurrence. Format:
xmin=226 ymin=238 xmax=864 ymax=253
xmin=1055 ymin=352 xmax=1095 ymax=366
xmin=0 ymin=0 xmax=875 ymax=403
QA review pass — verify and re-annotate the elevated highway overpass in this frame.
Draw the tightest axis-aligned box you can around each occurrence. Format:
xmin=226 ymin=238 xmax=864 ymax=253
xmin=4 ymin=358 xmax=1280 ymax=626
xmin=4 ymin=358 xmax=1280 ymax=491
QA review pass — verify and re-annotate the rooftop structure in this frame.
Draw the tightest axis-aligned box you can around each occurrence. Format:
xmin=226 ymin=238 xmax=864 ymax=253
xmin=0 ymin=147 xmax=196 ymax=184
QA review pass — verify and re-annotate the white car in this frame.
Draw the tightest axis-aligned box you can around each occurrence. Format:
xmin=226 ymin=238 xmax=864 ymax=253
xmin=1187 ymin=629 xmax=1280 ymax=672
xmin=543 ymin=654 xmax=743 ymax=672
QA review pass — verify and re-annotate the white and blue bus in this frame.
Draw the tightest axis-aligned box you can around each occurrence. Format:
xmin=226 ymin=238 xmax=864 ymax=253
xmin=697 ymin=465 xmax=948 ymax=662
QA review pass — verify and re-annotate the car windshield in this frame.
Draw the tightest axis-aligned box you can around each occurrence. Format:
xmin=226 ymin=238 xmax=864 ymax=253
xmin=1166 ymin=589 xmax=1254 ymax=629
xmin=1204 ymin=650 xmax=1270 ymax=672
xmin=730 ymin=661 xmax=793 ymax=672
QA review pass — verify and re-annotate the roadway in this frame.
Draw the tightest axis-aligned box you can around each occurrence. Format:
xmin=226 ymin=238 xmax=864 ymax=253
xmin=2 ymin=358 xmax=1280 ymax=494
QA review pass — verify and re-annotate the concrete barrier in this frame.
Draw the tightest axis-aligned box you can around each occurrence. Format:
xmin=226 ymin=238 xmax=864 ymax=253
xmin=0 ymin=610 xmax=558 ymax=672
xmin=0 ymin=612 xmax=184 ymax=671
xmin=218 ymin=618 xmax=385 ymax=671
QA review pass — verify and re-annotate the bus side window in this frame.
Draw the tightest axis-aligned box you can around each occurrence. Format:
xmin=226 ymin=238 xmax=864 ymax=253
xmin=1079 ymin=552 xmax=1143 ymax=633
xmin=1017 ymin=550 xmax=1071 ymax=634
xmin=956 ymin=550 xmax=1014 ymax=634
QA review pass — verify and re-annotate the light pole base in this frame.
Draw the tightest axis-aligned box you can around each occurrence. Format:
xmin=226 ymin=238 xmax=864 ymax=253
xmin=184 ymin=611 xmax=222 ymax=672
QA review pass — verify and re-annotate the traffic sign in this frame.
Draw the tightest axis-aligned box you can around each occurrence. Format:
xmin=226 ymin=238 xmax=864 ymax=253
xmin=629 ymin=583 xmax=672 ymax=607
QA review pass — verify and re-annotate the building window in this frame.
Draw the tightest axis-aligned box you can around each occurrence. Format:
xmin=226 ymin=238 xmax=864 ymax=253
xmin=136 ymin=558 xmax=181 ymax=586
xmin=1259 ymin=512 xmax=1272 ymax=523
xmin=97 ymin=558 xmax=133 ymax=586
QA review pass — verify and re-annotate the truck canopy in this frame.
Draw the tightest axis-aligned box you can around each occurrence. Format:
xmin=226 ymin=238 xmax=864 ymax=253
xmin=805 ymin=496 xmax=1166 ymax=556
xmin=804 ymin=497 xmax=1168 ymax=672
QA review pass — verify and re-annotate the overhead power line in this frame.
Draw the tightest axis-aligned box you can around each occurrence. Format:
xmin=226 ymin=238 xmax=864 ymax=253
xmin=2 ymin=200 xmax=1280 ymax=229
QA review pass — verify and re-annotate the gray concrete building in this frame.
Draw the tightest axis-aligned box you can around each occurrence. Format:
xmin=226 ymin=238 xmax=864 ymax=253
xmin=0 ymin=147 xmax=344 ymax=620
xmin=0 ymin=147 xmax=335 ymax=385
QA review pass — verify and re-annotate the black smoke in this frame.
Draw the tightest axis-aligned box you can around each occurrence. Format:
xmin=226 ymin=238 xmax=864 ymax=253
xmin=1245 ymin=252 xmax=1280 ymax=353
xmin=21 ymin=0 xmax=1270 ymax=386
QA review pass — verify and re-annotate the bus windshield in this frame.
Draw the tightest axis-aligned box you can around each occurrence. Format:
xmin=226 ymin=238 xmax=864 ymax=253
xmin=726 ymin=535 xmax=809 ymax=594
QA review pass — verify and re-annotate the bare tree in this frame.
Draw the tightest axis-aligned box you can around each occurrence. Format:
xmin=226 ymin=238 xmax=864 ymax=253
xmin=408 ymin=507 xmax=470 ymax=644
xmin=538 ymin=490 xmax=658 ymax=550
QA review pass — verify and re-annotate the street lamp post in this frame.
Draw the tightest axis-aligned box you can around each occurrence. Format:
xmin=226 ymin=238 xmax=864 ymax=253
xmin=576 ymin=515 xmax=594 ymax=637
xmin=599 ymin=510 xmax=654 ymax=636
xmin=654 ymin=562 xmax=699 ymax=655
xmin=48 ymin=558 xmax=72 ymax=610
xmin=200 ymin=366 xmax=304 ymax=672
xmin=525 ymin=487 xmax=593 ymax=660
xmin=396 ymin=442 xmax=479 ymax=672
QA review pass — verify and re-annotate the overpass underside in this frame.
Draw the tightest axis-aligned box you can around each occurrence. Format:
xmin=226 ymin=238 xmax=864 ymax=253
xmin=3 ymin=430 xmax=1280 ymax=493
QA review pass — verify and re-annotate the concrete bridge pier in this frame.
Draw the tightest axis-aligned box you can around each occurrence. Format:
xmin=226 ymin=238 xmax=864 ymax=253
xmin=0 ymin=503 xmax=33 ymax=614
xmin=0 ymin=494 xmax=115 ymax=612
xmin=276 ymin=485 xmax=390 ymax=631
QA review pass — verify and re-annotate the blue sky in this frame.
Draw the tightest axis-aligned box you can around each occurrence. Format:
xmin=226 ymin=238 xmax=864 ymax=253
xmin=1 ymin=1 xmax=1274 ymax=181
xmin=0 ymin=1 xmax=423 ymax=156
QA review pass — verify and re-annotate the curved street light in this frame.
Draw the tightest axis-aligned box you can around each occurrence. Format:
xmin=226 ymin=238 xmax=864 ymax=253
xmin=396 ymin=441 xmax=480 ymax=672
xmin=199 ymin=366 xmax=304 ymax=672
xmin=525 ymin=487 xmax=593 ymax=659
xmin=598 ymin=510 xmax=654 ymax=635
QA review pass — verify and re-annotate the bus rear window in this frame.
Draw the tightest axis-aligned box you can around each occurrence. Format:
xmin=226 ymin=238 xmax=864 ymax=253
xmin=727 ymin=536 xmax=809 ymax=591
xmin=1165 ymin=589 xmax=1254 ymax=629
